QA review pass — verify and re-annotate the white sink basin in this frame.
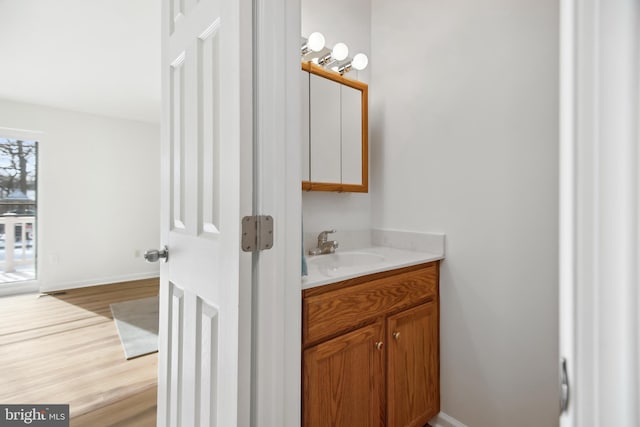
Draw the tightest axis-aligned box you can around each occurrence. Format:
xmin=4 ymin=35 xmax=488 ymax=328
xmin=302 ymin=246 xmax=444 ymax=289
xmin=308 ymin=251 xmax=385 ymax=270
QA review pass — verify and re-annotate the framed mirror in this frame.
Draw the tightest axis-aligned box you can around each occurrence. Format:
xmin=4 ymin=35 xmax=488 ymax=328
xmin=301 ymin=62 xmax=368 ymax=192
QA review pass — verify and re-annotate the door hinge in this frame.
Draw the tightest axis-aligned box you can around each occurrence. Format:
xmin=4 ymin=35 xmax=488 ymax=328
xmin=242 ymin=215 xmax=274 ymax=252
xmin=560 ymin=357 xmax=570 ymax=414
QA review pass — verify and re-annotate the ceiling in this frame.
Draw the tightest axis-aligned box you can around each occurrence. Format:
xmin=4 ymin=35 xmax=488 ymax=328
xmin=0 ymin=0 xmax=160 ymax=124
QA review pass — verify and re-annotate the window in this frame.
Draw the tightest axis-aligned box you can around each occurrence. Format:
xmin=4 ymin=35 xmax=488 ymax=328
xmin=0 ymin=138 xmax=37 ymax=283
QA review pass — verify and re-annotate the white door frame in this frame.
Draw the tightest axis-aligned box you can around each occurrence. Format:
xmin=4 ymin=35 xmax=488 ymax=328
xmin=559 ymin=0 xmax=639 ymax=425
xmin=251 ymin=0 xmax=302 ymax=426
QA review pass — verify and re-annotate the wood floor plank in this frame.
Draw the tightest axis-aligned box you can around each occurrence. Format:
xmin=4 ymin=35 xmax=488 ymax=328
xmin=0 ymin=282 xmax=158 ymax=337
xmin=0 ymin=279 xmax=159 ymax=425
xmin=70 ymin=386 xmax=157 ymax=427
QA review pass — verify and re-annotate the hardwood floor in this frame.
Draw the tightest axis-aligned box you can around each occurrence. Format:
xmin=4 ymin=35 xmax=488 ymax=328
xmin=0 ymin=279 xmax=159 ymax=426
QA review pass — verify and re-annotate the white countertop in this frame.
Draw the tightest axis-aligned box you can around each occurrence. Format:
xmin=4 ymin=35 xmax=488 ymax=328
xmin=302 ymin=246 xmax=444 ymax=290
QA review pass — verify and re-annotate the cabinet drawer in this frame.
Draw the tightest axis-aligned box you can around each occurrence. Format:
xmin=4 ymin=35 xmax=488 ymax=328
xmin=303 ymin=263 xmax=437 ymax=345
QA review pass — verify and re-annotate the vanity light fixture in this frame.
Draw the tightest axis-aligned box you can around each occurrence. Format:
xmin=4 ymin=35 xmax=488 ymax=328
xmin=318 ymin=42 xmax=349 ymax=66
xmin=316 ymin=54 xmax=331 ymax=66
xmin=337 ymin=53 xmax=369 ymax=75
xmin=332 ymin=43 xmax=349 ymax=61
xmin=301 ymin=34 xmax=369 ymax=76
xmin=336 ymin=62 xmax=351 ymax=75
xmin=352 ymin=53 xmax=369 ymax=71
xmin=301 ymin=32 xmax=325 ymax=56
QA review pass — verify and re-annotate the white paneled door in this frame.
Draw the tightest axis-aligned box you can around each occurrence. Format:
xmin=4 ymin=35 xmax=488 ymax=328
xmin=560 ymin=0 xmax=640 ymax=426
xmin=156 ymin=0 xmax=251 ymax=425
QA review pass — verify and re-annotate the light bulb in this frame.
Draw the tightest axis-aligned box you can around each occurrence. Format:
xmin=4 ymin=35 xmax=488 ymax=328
xmin=332 ymin=43 xmax=349 ymax=61
xmin=352 ymin=53 xmax=368 ymax=71
xmin=307 ymin=32 xmax=325 ymax=52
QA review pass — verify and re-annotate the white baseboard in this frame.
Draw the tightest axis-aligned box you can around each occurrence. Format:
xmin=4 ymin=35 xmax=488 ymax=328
xmin=0 ymin=280 xmax=39 ymax=297
xmin=39 ymin=271 xmax=159 ymax=293
xmin=430 ymin=412 xmax=468 ymax=427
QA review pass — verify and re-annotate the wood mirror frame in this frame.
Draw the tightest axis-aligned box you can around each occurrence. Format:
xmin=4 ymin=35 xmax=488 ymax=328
xmin=301 ymin=62 xmax=368 ymax=192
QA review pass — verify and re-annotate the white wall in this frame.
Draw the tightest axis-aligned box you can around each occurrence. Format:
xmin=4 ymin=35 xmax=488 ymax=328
xmin=301 ymin=0 xmax=372 ymax=239
xmin=370 ymin=1 xmax=559 ymax=426
xmin=0 ymin=99 xmax=160 ymax=291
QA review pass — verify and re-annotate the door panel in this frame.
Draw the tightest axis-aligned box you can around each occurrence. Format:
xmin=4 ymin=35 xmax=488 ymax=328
xmin=170 ymin=54 xmax=187 ymax=231
xmin=197 ymin=22 xmax=221 ymax=235
xmin=167 ymin=283 xmax=184 ymax=425
xmin=195 ymin=298 xmax=219 ymax=426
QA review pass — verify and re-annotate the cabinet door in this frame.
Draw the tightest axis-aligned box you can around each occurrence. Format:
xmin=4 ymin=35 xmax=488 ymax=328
xmin=303 ymin=320 xmax=385 ymax=427
xmin=301 ymin=70 xmax=310 ymax=182
xmin=387 ymin=301 xmax=439 ymax=427
xmin=341 ymin=83 xmax=363 ymax=185
xmin=309 ymin=73 xmax=341 ymax=183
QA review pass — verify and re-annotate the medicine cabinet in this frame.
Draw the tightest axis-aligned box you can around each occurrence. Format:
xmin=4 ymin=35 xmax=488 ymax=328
xmin=301 ymin=62 xmax=368 ymax=192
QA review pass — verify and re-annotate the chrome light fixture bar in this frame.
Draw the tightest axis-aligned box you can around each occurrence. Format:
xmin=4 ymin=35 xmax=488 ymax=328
xmin=301 ymin=33 xmax=369 ymax=75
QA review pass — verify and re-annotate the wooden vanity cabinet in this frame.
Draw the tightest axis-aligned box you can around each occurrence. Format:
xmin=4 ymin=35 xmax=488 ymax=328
xmin=302 ymin=261 xmax=440 ymax=427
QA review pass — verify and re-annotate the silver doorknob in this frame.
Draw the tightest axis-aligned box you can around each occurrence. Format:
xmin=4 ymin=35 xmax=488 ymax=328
xmin=144 ymin=246 xmax=169 ymax=263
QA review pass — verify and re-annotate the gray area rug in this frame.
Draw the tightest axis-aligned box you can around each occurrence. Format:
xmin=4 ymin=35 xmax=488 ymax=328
xmin=110 ymin=296 xmax=159 ymax=360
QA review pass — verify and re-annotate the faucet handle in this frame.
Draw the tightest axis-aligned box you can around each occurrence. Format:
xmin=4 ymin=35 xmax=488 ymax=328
xmin=317 ymin=229 xmax=336 ymax=242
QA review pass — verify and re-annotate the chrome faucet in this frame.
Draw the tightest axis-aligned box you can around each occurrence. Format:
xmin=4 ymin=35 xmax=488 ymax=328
xmin=309 ymin=229 xmax=339 ymax=255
